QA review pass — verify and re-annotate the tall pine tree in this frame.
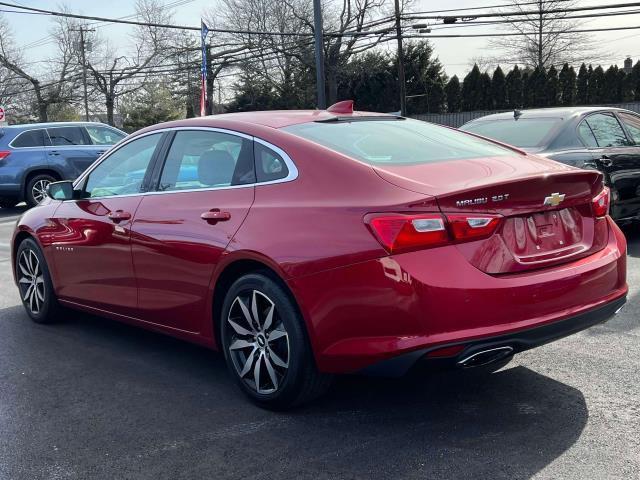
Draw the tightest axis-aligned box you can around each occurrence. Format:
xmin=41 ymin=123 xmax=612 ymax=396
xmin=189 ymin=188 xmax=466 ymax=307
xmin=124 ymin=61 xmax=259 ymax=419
xmin=491 ymin=66 xmax=507 ymax=109
xmin=546 ymin=66 xmax=559 ymax=106
xmin=587 ymin=66 xmax=605 ymax=104
xmin=505 ymin=65 xmax=523 ymax=109
xmin=445 ymin=75 xmax=462 ymax=112
xmin=576 ymin=63 xmax=589 ymax=105
xmin=462 ymin=64 xmax=482 ymax=111
xmin=558 ymin=63 xmax=577 ymax=106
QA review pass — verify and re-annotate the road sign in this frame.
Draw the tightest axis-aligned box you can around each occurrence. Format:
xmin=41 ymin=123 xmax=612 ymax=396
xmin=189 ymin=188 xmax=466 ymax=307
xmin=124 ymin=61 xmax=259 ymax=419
xmin=0 ymin=106 xmax=5 ymax=123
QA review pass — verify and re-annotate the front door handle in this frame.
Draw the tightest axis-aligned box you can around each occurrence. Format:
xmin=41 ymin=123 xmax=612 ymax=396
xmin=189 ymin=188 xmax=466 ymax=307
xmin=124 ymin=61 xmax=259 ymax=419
xmin=108 ymin=210 xmax=132 ymax=223
xmin=48 ymin=151 xmax=60 ymax=156
xmin=599 ymin=155 xmax=613 ymax=167
xmin=201 ymin=209 xmax=231 ymax=223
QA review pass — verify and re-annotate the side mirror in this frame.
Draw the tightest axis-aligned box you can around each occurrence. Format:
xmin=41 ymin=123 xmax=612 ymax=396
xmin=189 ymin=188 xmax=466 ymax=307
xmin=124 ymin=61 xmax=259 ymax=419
xmin=47 ymin=180 xmax=75 ymax=201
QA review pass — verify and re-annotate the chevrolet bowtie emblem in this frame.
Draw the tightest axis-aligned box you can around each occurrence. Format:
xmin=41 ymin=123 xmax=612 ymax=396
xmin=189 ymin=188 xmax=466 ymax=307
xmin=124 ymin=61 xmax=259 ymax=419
xmin=544 ymin=192 xmax=566 ymax=206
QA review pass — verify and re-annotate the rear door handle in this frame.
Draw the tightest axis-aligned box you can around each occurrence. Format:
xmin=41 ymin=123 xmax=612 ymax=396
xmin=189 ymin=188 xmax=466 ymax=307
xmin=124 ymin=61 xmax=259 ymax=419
xmin=201 ymin=209 xmax=231 ymax=223
xmin=107 ymin=210 xmax=132 ymax=223
xmin=48 ymin=151 xmax=60 ymax=156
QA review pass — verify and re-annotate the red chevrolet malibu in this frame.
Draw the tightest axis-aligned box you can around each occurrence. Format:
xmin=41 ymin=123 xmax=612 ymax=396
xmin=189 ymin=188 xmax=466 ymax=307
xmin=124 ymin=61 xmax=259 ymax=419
xmin=12 ymin=102 xmax=628 ymax=409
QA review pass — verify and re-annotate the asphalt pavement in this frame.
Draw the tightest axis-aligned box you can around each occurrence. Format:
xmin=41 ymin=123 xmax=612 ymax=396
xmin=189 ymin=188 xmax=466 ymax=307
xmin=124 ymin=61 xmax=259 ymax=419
xmin=0 ymin=205 xmax=638 ymax=480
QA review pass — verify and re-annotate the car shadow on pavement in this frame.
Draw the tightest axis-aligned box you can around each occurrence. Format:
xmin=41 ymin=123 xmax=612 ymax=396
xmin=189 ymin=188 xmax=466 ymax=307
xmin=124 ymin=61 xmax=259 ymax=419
xmin=1 ymin=305 xmax=588 ymax=480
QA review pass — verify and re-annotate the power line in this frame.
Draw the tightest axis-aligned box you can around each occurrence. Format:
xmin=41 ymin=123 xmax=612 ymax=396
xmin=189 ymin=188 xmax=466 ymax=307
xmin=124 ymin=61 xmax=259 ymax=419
xmin=409 ymin=1 xmax=640 ymax=20
xmin=407 ymin=23 xmax=640 ymax=39
xmin=408 ymin=0 xmax=575 ymax=16
xmin=0 ymin=1 xmax=393 ymax=38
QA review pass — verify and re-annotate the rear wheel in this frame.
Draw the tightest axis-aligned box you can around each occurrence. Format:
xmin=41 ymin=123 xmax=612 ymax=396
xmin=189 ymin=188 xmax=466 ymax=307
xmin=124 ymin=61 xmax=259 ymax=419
xmin=25 ymin=174 xmax=56 ymax=207
xmin=15 ymin=238 xmax=62 ymax=324
xmin=220 ymin=273 xmax=332 ymax=409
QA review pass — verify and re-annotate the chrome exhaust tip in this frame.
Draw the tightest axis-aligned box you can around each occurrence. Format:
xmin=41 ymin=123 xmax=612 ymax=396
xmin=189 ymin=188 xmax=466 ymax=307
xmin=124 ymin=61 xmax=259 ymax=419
xmin=614 ymin=305 xmax=625 ymax=315
xmin=457 ymin=346 xmax=514 ymax=369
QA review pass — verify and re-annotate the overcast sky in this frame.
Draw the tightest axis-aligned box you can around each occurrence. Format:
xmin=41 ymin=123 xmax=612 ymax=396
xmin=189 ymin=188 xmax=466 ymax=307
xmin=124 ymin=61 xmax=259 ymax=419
xmin=3 ymin=0 xmax=640 ymax=80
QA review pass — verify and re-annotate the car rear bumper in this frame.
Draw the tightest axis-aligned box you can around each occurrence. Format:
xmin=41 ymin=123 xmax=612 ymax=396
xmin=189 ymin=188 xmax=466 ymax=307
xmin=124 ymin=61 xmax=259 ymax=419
xmin=360 ymin=294 xmax=626 ymax=376
xmin=290 ymin=216 xmax=628 ymax=374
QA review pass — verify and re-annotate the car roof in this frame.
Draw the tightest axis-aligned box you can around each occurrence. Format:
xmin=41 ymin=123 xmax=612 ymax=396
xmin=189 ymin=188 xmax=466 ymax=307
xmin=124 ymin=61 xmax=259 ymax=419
xmin=3 ymin=121 xmax=117 ymax=130
xmin=153 ymin=110 xmax=396 ymax=130
xmin=466 ymin=106 xmax=637 ymax=123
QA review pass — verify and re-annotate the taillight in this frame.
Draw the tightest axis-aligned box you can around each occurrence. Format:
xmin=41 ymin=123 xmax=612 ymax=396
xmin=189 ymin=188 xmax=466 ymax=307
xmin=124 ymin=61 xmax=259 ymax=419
xmin=592 ymin=186 xmax=610 ymax=217
xmin=447 ymin=214 xmax=502 ymax=241
xmin=366 ymin=213 xmax=502 ymax=254
xmin=0 ymin=151 xmax=10 ymax=161
xmin=367 ymin=214 xmax=449 ymax=253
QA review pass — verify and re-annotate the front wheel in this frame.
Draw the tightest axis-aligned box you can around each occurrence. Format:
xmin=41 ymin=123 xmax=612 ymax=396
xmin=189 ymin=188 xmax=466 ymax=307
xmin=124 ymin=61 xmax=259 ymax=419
xmin=220 ymin=273 xmax=332 ymax=409
xmin=15 ymin=238 xmax=62 ymax=324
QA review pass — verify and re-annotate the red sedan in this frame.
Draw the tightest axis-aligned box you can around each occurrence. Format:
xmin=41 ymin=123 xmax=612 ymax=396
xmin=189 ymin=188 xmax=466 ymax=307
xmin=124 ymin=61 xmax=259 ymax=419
xmin=12 ymin=102 xmax=628 ymax=409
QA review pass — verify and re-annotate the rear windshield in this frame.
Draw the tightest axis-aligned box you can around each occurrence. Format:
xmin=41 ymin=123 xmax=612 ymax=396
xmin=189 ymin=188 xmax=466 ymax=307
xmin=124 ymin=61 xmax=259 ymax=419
xmin=282 ymin=118 xmax=513 ymax=165
xmin=461 ymin=118 xmax=561 ymax=148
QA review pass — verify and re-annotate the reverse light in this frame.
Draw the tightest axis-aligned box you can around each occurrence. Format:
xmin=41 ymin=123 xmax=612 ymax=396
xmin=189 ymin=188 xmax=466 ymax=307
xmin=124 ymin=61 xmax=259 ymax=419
xmin=0 ymin=151 xmax=10 ymax=161
xmin=592 ymin=186 xmax=610 ymax=218
xmin=447 ymin=214 xmax=502 ymax=241
xmin=366 ymin=213 xmax=502 ymax=253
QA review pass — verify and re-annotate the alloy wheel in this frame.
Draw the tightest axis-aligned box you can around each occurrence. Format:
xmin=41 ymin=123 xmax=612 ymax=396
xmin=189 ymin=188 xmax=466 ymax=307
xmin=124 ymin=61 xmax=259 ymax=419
xmin=17 ymin=249 xmax=45 ymax=315
xmin=226 ymin=290 xmax=290 ymax=395
xmin=31 ymin=179 xmax=51 ymax=204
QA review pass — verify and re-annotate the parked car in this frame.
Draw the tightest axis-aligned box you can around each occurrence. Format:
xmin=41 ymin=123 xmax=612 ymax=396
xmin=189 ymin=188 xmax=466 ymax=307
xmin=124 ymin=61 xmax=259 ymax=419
xmin=0 ymin=122 xmax=127 ymax=207
xmin=12 ymin=102 xmax=627 ymax=409
xmin=460 ymin=107 xmax=640 ymax=223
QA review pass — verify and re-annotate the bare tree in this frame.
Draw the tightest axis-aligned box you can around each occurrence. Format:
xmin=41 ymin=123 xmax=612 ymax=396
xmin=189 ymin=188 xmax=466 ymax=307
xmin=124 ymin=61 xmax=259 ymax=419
xmin=0 ymin=12 xmax=81 ymax=121
xmin=84 ymin=0 xmax=175 ymax=125
xmin=489 ymin=0 xmax=597 ymax=69
xmin=212 ymin=0 xmax=396 ymax=105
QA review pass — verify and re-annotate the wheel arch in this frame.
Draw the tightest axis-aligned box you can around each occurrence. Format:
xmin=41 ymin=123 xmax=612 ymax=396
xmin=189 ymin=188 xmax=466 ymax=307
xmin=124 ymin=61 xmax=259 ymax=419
xmin=210 ymin=254 xmax=314 ymax=354
xmin=21 ymin=168 xmax=63 ymax=201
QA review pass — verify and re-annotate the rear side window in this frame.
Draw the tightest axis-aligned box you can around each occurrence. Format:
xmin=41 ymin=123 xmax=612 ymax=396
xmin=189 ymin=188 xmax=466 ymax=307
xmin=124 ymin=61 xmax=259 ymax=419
xmin=461 ymin=118 xmax=561 ymax=148
xmin=85 ymin=125 xmax=126 ymax=145
xmin=159 ymin=130 xmax=254 ymax=192
xmin=283 ymin=118 xmax=513 ymax=165
xmin=582 ymin=113 xmax=630 ymax=148
xmin=255 ymin=143 xmax=289 ymax=182
xmin=618 ymin=112 xmax=640 ymax=145
xmin=11 ymin=129 xmax=47 ymax=148
xmin=578 ymin=122 xmax=598 ymax=148
xmin=47 ymin=127 xmax=88 ymax=146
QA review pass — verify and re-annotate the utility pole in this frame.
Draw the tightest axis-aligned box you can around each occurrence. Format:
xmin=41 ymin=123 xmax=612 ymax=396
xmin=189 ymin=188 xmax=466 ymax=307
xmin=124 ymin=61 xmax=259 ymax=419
xmin=313 ymin=0 xmax=326 ymax=109
xmin=394 ymin=0 xmax=407 ymax=116
xmin=72 ymin=26 xmax=95 ymax=122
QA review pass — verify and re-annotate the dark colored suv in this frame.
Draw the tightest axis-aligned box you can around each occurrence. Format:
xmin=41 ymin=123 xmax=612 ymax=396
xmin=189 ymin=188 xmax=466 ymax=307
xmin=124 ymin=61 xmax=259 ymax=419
xmin=0 ymin=122 xmax=126 ymax=207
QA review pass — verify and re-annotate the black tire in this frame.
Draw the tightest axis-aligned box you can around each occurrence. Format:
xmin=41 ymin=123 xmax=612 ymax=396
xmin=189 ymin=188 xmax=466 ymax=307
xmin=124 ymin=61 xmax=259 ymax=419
xmin=15 ymin=238 xmax=63 ymax=324
xmin=220 ymin=272 xmax=332 ymax=410
xmin=0 ymin=197 xmax=18 ymax=208
xmin=25 ymin=174 xmax=56 ymax=207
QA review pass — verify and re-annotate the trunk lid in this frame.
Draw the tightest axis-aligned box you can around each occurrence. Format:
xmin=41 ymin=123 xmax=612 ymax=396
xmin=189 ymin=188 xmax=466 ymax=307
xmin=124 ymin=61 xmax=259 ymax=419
xmin=373 ymin=155 xmax=608 ymax=274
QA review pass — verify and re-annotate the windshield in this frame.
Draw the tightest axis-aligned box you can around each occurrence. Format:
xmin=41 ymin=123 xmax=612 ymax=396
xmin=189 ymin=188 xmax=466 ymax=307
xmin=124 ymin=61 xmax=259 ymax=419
xmin=282 ymin=118 xmax=514 ymax=165
xmin=461 ymin=118 xmax=562 ymax=148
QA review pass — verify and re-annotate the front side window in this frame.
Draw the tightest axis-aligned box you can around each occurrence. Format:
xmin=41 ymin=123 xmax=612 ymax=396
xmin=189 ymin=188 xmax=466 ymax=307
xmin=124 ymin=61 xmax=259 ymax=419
xmin=618 ymin=112 xmax=640 ymax=145
xmin=461 ymin=118 xmax=562 ymax=148
xmin=158 ymin=130 xmax=254 ymax=192
xmin=84 ymin=133 xmax=162 ymax=198
xmin=11 ymin=129 xmax=47 ymax=148
xmin=85 ymin=125 xmax=126 ymax=146
xmin=283 ymin=118 xmax=514 ymax=165
xmin=583 ymin=113 xmax=630 ymax=148
xmin=47 ymin=127 xmax=89 ymax=146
